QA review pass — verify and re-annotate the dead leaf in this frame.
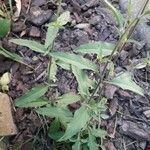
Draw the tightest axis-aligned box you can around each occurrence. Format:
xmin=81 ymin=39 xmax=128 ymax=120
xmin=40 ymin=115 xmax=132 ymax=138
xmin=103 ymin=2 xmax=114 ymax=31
xmin=0 ymin=92 xmax=17 ymax=136
xmin=13 ymin=0 xmax=21 ymax=21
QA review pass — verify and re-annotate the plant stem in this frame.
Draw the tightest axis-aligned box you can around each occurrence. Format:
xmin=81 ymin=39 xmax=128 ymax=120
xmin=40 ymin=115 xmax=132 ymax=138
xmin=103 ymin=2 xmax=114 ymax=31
xmin=56 ymin=0 xmax=63 ymax=17
xmin=89 ymin=0 xmax=149 ymax=101
xmin=47 ymin=0 xmax=62 ymax=83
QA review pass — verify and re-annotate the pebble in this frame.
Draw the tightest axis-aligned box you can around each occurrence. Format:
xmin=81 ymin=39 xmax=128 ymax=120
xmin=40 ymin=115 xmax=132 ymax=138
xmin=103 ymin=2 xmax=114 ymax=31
xmin=29 ymin=26 xmax=41 ymax=37
xmin=27 ymin=6 xmax=52 ymax=26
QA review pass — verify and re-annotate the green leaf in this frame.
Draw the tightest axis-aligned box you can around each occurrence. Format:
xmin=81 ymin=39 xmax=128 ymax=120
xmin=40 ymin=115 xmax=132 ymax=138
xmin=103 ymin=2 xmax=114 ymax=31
xmin=57 ymin=93 xmax=81 ymax=108
xmin=91 ymin=128 xmax=107 ymax=139
xmin=0 ymin=18 xmax=11 ymax=38
xmin=56 ymin=60 xmax=71 ymax=70
xmin=18 ymin=98 xmax=48 ymax=108
xmin=15 ymin=85 xmax=49 ymax=107
xmin=45 ymin=23 xmax=59 ymax=49
xmin=48 ymin=119 xmax=64 ymax=140
xmin=87 ymin=134 xmax=99 ymax=150
xmin=59 ymin=106 xmax=91 ymax=141
xmin=57 ymin=11 xmax=70 ymax=26
xmin=107 ymin=72 xmax=144 ymax=96
xmin=36 ymin=106 xmax=73 ymax=123
xmin=48 ymin=58 xmax=57 ymax=82
xmin=49 ymin=52 xmax=98 ymax=72
xmin=72 ymin=140 xmax=81 ymax=150
xmin=75 ymin=41 xmax=115 ymax=58
xmin=104 ymin=0 xmax=124 ymax=30
xmin=0 ymin=46 xmax=24 ymax=64
xmin=72 ymin=66 xmax=95 ymax=97
xmin=10 ymin=39 xmax=46 ymax=54
xmin=143 ymin=10 xmax=150 ymax=15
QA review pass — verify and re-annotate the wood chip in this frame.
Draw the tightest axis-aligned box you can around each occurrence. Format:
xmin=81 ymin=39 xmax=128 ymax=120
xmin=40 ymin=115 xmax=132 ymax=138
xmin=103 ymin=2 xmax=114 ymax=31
xmin=0 ymin=92 xmax=17 ymax=136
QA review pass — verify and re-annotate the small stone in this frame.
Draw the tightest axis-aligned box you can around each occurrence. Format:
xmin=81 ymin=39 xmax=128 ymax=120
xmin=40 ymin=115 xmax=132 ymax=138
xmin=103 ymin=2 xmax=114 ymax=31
xmin=29 ymin=26 xmax=41 ymax=37
xmin=75 ymin=23 xmax=90 ymax=29
xmin=28 ymin=6 xmax=52 ymax=26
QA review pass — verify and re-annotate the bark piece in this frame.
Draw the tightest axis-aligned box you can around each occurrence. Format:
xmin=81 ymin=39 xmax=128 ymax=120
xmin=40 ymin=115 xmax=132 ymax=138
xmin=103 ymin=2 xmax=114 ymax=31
xmin=0 ymin=92 xmax=17 ymax=136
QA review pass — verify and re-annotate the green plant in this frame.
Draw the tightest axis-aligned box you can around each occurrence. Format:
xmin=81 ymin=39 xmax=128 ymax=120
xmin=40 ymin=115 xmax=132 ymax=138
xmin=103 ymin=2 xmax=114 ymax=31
xmin=0 ymin=1 xmax=11 ymax=38
xmin=10 ymin=0 xmax=149 ymax=149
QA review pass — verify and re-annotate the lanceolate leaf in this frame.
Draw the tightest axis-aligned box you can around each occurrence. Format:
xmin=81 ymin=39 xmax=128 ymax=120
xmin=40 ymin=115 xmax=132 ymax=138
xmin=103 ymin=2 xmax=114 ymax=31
xmin=57 ymin=93 xmax=81 ymax=107
xmin=88 ymin=134 xmax=99 ymax=150
xmin=0 ymin=46 xmax=24 ymax=64
xmin=48 ymin=58 xmax=57 ymax=82
xmin=0 ymin=18 xmax=11 ymax=38
xmin=104 ymin=0 xmax=124 ymax=30
xmin=17 ymin=98 xmax=48 ymax=108
xmin=72 ymin=140 xmax=81 ymax=150
xmin=48 ymin=119 xmax=64 ymax=140
xmin=36 ymin=106 xmax=73 ymax=123
xmin=49 ymin=52 xmax=98 ymax=72
xmin=59 ymin=106 xmax=91 ymax=141
xmin=15 ymin=85 xmax=49 ymax=107
xmin=91 ymin=128 xmax=107 ymax=139
xmin=75 ymin=41 xmax=115 ymax=58
xmin=72 ymin=66 xmax=95 ymax=97
xmin=56 ymin=60 xmax=71 ymax=70
xmin=10 ymin=39 xmax=46 ymax=53
xmin=107 ymin=72 xmax=144 ymax=96
xmin=45 ymin=23 xmax=59 ymax=49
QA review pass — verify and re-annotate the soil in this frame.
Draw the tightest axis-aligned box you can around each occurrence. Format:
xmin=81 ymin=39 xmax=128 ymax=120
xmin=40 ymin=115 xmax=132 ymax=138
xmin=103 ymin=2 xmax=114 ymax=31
xmin=0 ymin=0 xmax=150 ymax=150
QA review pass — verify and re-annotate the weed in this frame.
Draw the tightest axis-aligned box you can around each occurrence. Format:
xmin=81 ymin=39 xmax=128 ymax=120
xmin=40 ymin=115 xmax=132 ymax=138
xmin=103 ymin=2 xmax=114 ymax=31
xmin=10 ymin=0 xmax=150 ymax=149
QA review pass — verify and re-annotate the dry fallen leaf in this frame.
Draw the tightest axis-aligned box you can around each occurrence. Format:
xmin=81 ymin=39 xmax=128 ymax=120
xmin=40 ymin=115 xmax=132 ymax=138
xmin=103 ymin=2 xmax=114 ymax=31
xmin=13 ymin=0 xmax=21 ymax=21
xmin=0 ymin=92 xmax=17 ymax=136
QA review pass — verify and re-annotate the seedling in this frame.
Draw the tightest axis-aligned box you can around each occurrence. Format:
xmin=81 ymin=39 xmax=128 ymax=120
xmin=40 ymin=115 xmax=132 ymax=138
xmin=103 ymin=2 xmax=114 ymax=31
xmin=10 ymin=0 xmax=150 ymax=149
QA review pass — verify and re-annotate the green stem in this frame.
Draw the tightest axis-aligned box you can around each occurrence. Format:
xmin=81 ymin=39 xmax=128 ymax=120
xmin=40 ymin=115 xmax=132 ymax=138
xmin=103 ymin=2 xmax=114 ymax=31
xmin=89 ymin=0 xmax=149 ymax=101
xmin=47 ymin=0 xmax=63 ymax=83
xmin=56 ymin=0 xmax=63 ymax=17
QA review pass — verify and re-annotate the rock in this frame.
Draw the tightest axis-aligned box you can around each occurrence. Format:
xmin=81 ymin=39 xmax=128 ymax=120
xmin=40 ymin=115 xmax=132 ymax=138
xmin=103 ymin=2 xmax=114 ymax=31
xmin=29 ymin=26 xmax=41 ymax=37
xmin=27 ymin=6 xmax=52 ymax=26
xmin=119 ymin=0 xmax=150 ymax=49
xmin=0 ymin=92 xmax=17 ymax=136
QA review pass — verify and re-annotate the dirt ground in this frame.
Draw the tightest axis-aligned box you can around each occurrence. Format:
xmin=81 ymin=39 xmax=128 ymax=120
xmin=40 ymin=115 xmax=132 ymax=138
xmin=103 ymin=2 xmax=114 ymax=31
xmin=0 ymin=0 xmax=150 ymax=149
